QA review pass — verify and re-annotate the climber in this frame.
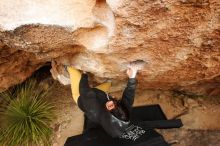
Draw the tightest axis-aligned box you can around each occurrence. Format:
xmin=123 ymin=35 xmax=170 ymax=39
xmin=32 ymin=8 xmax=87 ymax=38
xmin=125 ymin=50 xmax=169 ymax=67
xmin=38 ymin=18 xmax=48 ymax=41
xmin=66 ymin=62 xmax=140 ymax=137
xmin=63 ymin=61 xmax=183 ymax=146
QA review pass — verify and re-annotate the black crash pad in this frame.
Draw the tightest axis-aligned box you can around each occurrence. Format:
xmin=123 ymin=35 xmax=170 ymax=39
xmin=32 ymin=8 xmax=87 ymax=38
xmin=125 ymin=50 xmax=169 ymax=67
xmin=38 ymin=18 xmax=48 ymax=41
xmin=64 ymin=104 xmax=183 ymax=146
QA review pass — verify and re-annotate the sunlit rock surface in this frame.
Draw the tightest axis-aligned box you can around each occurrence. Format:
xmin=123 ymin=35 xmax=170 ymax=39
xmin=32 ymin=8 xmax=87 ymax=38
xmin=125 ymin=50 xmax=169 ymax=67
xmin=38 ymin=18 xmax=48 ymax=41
xmin=0 ymin=0 xmax=219 ymax=96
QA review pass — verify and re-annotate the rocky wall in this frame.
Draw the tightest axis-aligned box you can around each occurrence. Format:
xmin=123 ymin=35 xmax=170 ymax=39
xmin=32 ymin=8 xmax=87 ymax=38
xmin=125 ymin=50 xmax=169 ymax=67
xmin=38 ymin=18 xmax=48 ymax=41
xmin=0 ymin=0 xmax=219 ymax=96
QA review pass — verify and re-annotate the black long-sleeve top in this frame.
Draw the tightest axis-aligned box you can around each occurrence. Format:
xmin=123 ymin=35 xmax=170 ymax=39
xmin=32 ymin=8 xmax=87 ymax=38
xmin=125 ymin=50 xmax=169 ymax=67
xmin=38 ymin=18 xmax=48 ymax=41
xmin=77 ymin=74 xmax=137 ymax=137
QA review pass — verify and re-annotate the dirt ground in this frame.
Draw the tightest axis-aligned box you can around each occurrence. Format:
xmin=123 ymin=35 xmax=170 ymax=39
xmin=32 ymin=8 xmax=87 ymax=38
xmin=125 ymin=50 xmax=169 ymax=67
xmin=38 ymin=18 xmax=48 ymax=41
xmin=47 ymin=81 xmax=220 ymax=146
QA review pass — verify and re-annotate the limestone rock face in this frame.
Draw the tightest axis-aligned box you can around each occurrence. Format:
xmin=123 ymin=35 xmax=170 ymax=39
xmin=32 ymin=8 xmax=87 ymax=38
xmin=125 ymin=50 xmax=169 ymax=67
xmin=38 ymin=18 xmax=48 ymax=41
xmin=0 ymin=0 xmax=219 ymax=96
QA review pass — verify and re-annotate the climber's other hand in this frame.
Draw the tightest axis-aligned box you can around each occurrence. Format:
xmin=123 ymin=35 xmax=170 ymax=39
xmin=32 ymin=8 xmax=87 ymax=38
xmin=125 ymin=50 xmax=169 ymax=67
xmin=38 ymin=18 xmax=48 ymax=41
xmin=126 ymin=64 xmax=138 ymax=78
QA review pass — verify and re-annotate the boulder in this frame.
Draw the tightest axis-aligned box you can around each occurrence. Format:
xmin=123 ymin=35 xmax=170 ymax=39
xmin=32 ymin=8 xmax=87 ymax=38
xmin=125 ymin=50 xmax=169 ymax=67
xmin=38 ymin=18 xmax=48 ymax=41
xmin=0 ymin=0 xmax=219 ymax=96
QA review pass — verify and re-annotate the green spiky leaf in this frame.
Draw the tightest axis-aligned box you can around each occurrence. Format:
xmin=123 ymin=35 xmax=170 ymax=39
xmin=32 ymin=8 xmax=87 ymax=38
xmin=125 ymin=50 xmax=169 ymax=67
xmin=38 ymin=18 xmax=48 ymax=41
xmin=0 ymin=79 xmax=55 ymax=146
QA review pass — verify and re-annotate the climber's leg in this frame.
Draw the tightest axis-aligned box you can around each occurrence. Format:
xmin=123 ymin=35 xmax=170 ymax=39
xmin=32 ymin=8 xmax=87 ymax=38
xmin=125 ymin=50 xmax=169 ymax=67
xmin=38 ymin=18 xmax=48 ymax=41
xmin=95 ymin=82 xmax=112 ymax=93
xmin=67 ymin=66 xmax=82 ymax=103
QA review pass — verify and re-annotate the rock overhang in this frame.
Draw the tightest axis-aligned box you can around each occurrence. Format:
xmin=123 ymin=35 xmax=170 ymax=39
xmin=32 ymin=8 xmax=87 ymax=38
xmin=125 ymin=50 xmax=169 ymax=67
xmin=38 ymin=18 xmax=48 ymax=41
xmin=0 ymin=0 xmax=219 ymax=97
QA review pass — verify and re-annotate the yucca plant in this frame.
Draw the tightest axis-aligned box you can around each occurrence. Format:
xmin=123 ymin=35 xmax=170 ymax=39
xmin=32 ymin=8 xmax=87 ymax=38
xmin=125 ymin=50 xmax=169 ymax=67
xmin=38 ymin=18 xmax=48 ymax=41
xmin=0 ymin=79 xmax=55 ymax=146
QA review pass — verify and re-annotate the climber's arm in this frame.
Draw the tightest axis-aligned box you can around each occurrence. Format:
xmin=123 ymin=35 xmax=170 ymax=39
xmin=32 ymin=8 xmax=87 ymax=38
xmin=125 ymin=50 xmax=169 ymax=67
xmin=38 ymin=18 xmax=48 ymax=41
xmin=121 ymin=78 xmax=137 ymax=106
xmin=121 ymin=64 xmax=139 ymax=106
xmin=79 ymin=73 xmax=93 ymax=96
